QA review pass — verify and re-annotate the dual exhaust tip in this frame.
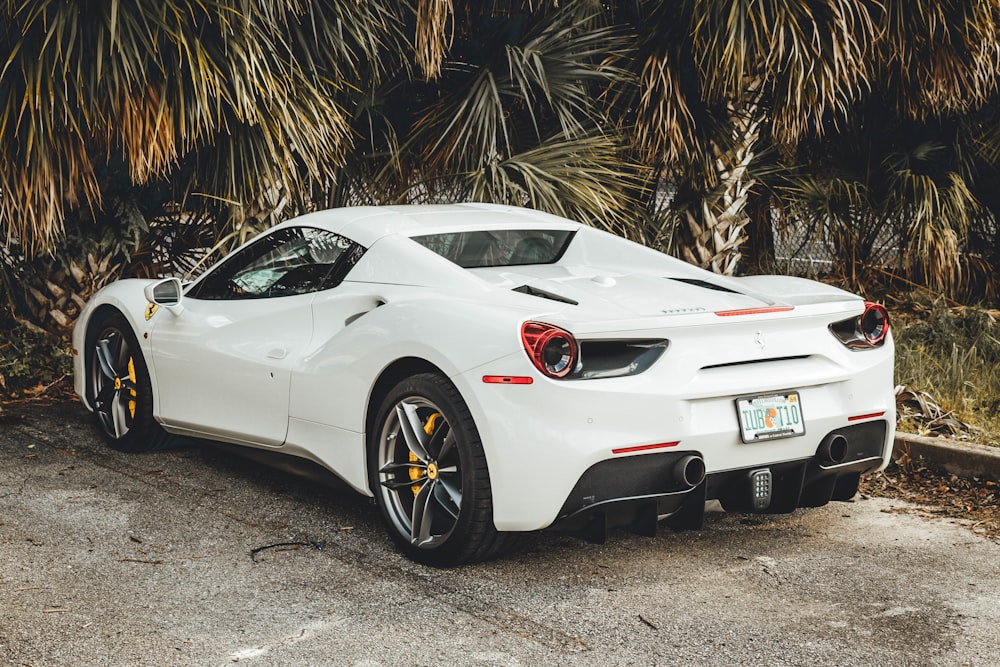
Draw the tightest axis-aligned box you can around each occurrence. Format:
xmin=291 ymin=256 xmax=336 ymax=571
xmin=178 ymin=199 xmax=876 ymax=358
xmin=670 ymin=435 xmax=847 ymax=490
xmin=674 ymin=455 xmax=706 ymax=488
xmin=818 ymin=434 xmax=849 ymax=465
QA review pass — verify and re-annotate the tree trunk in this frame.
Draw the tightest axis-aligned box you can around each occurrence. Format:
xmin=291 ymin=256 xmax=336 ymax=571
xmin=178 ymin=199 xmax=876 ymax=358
xmin=676 ymin=105 xmax=759 ymax=276
xmin=743 ymin=189 xmax=775 ymax=275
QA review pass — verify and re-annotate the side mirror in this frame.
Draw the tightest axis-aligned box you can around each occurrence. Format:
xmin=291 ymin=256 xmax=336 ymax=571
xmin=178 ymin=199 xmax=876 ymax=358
xmin=143 ymin=277 xmax=185 ymax=316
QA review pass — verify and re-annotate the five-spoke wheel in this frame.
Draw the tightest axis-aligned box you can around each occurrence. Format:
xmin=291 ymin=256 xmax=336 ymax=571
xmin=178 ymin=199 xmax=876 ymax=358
xmin=375 ymin=394 xmax=464 ymax=550
xmin=86 ymin=313 xmax=169 ymax=452
xmin=91 ymin=326 xmax=140 ymax=441
xmin=370 ymin=373 xmax=513 ymax=565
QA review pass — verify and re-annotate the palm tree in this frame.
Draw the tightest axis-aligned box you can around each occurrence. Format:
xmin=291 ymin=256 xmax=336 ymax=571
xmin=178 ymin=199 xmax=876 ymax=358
xmin=602 ymin=0 xmax=880 ymax=275
xmin=773 ymin=95 xmax=996 ymax=299
xmin=0 ymin=0 xmax=403 ymax=329
xmin=7 ymin=0 xmax=1000 ymax=320
xmin=383 ymin=2 xmax=648 ymax=233
xmin=601 ymin=0 xmax=1000 ymax=297
xmin=766 ymin=0 xmax=1000 ymax=297
xmin=0 ymin=0 xmax=402 ymax=252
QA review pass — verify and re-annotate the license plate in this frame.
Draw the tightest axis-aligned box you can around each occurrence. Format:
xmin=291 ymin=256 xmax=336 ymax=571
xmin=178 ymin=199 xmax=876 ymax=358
xmin=736 ymin=392 xmax=805 ymax=443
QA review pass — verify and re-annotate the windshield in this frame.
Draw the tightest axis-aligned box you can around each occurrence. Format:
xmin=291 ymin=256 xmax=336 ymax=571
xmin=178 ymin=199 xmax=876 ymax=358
xmin=412 ymin=229 xmax=575 ymax=268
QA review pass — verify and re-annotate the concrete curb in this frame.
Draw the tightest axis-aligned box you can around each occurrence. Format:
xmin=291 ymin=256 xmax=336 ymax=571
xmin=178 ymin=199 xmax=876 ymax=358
xmin=893 ymin=432 xmax=1000 ymax=482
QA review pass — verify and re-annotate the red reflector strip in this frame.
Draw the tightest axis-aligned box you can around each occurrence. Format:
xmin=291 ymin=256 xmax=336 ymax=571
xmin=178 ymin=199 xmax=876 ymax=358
xmin=848 ymin=411 xmax=885 ymax=422
xmin=482 ymin=375 xmax=533 ymax=385
xmin=612 ymin=441 xmax=680 ymax=455
xmin=715 ymin=306 xmax=795 ymax=317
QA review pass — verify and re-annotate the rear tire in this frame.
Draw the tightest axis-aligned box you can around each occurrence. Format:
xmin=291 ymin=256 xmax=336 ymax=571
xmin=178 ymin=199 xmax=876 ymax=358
xmin=369 ymin=373 xmax=515 ymax=565
xmin=85 ymin=312 xmax=171 ymax=452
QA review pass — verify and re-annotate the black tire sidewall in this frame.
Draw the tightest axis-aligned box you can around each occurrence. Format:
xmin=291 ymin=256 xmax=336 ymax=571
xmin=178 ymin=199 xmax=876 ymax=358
xmin=85 ymin=312 xmax=161 ymax=452
xmin=368 ymin=373 xmax=492 ymax=566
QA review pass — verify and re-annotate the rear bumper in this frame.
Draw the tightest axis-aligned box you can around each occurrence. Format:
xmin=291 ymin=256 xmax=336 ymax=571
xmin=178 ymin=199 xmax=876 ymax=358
xmin=549 ymin=420 xmax=888 ymax=542
xmin=456 ymin=342 xmax=895 ymax=532
xmin=710 ymin=419 xmax=888 ymax=512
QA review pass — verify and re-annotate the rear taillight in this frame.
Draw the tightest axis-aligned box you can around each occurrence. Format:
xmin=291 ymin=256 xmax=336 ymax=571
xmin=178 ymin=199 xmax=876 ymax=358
xmin=829 ymin=301 xmax=890 ymax=350
xmin=860 ymin=302 xmax=889 ymax=345
xmin=521 ymin=322 xmax=578 ymax=378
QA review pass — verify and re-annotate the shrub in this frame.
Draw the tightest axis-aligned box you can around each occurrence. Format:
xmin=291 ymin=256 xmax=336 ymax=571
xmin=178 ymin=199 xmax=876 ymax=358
xmin=894 ymin=300 xmax=1000 ymax=443
xmin=0 ymin=318 xmax=74 ymax=397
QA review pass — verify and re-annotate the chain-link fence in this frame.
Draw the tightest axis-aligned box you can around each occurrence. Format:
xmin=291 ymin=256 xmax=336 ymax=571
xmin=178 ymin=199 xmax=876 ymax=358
xmin=771 ymin=216 xmax=904 ymax=280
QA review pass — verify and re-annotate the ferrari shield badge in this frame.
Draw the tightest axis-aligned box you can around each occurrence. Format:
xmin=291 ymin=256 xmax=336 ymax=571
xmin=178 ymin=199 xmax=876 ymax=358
xmin=144 ymin=302 xmax=159 ymax=321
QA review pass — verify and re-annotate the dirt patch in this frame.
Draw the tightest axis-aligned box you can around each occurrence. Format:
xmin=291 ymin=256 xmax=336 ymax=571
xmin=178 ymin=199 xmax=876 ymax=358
xmin=862 ymin=462 xmax=1000 ymax=544
xmin=0 ymin=377 xmax=75 ymax=422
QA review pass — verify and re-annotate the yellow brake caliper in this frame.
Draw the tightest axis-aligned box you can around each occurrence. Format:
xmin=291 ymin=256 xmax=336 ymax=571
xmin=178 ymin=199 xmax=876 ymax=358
xmin=127 ymin=357 xmax=137 ymax=419
xmin=409 ymin=413 xmax=442 ymax=496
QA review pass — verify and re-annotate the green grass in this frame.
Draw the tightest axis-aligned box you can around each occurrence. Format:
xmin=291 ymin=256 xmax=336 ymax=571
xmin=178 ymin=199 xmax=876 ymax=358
xmin=892 ymin=297 xmax=1000 ymax=445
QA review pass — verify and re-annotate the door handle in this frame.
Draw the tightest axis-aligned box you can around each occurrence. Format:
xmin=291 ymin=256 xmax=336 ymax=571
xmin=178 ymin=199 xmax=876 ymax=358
xmin=267 ymin=347 xmax=288 ymax=360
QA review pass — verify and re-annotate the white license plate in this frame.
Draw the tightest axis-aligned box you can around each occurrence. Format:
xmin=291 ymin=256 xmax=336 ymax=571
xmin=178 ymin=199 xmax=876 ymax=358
xmin=736 ymin=392 xmax=806 ymax=443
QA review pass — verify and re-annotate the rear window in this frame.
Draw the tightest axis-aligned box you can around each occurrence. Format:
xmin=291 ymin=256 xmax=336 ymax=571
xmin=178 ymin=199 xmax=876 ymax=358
xmin=412 ymin=229 xmax=575 ymax=268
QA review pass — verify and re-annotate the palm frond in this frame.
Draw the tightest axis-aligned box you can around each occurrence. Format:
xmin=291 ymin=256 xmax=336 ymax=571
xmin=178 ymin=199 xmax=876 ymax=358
xmin=0 ymin=0 xmax=396 ymax=252
xmin=607 ymin=0 xmax=717 ymax=174
xmin=891 ymin=166 xmax=979 ymax=292
xmin=690 ymin=0 xmax=877 ymax=145
xmin=415 ymin=0 xmax=454 ymax=80
xmin=878 ymin=0 xmax=1000 ymax=118
xmin=431 ymin=132 xmax=647 ymax=236
xmin=412 ymin=5 xmax=627 ymax=173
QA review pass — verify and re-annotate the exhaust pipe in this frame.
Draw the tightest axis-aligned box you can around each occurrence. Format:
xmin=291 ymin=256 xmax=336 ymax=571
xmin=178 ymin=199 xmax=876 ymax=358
xmin=818 ymin=434 xmax=849 ymax=465
xmin=674 ymin=455 xmax=706 ymax=488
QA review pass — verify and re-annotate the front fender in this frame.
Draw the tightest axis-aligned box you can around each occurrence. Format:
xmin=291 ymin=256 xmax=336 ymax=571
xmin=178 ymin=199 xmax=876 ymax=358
xmin=72 ymin=279 xmax=161 ymax=408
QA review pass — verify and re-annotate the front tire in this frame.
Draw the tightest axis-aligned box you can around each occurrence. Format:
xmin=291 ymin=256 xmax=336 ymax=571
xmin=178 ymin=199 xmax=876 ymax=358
xmin=369 ymin=373 xmax=514 ymax=565
xmin=86 ymin=312 xmax=171 ymax=452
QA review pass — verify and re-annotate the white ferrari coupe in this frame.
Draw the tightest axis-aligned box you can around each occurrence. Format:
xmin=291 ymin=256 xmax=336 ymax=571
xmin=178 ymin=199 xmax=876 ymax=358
xmin=73 ymin=203 xmax=895 ymax=565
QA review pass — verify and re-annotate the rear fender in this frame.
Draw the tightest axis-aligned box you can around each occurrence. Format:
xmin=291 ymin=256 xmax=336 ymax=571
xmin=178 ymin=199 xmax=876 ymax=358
xmin=289 ymin=295 xmax=531 ymax=433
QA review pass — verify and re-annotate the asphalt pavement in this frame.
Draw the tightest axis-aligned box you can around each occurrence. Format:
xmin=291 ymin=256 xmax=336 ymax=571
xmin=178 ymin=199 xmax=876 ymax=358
xmin=1 ymin=402 xmax=998 ymax=667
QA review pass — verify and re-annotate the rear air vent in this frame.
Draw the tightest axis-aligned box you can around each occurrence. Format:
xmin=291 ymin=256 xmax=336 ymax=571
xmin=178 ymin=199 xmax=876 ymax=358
xmin=668 ymin=278 xmax=741 ymax=294
xmin=512 ymin=284 xmax=578 ymax=305
xmin=700 ymin=355 xmax=810 ymax=371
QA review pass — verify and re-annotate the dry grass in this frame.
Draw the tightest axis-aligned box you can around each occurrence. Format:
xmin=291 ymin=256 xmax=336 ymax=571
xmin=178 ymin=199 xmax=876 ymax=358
xmin=891 ymin=296 xmax=1000 ymax=446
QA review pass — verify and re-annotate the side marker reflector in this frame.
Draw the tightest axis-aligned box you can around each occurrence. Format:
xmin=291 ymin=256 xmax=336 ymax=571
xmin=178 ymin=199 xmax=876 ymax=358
xmin=612 ymin=441 xmax=680 ymax=455
xmin=715 ymin=306 xmax=794 ymax=317
xmin=482 ymin=375 xmax=533 ymax=385
xmin=848 ymin=411 xmax=885 ymax=422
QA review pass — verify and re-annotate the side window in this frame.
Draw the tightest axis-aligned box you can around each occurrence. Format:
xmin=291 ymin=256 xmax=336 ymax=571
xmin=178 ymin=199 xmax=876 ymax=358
xmin=188 ymin=227 xmax=365 ymax=300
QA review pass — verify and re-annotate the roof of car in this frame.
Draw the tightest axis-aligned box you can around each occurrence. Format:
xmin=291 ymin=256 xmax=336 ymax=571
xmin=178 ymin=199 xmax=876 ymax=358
xmin=275 ymin=203 xmax=583 ymax=247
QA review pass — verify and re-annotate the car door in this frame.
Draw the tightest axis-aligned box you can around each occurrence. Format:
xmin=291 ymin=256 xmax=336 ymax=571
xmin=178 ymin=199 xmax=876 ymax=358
xmin=149 ymin=226 xmax=363 ymax=446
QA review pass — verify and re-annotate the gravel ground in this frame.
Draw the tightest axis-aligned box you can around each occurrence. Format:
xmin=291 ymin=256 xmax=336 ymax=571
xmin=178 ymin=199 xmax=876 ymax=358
xmin=1 ymin=401 xmax=999 ymax=667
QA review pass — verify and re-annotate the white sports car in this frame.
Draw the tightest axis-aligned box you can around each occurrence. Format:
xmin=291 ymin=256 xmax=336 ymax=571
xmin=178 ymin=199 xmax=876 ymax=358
xmin=73 ymin=204 xmax=895 ymax=565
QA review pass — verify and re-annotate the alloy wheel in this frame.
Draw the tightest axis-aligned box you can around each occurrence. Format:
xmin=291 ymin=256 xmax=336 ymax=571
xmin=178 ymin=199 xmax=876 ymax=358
xmin=375 ymin=396 xmax=463 ymax=549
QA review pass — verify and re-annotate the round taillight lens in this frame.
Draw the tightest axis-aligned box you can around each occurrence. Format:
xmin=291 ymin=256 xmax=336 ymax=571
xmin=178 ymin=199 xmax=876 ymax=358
xmin=521 ymin=322 xmax=578 ymax=378
xmin=860 ymin=302 xmax=889 ymax=345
